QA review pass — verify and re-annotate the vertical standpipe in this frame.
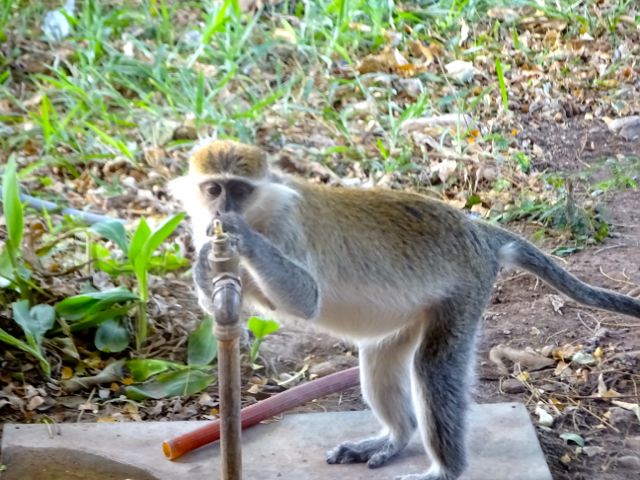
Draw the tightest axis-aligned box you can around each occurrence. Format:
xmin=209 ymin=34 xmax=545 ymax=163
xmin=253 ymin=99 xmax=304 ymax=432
xmin=209 ymin=220 xmax=243 ymax=480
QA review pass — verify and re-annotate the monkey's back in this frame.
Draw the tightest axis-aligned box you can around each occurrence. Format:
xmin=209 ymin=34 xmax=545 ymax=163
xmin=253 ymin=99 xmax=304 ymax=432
xmin=293 ymin=180 xmax=496 ymax=289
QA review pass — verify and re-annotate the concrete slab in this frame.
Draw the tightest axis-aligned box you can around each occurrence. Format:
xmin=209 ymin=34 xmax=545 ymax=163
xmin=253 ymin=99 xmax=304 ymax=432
xmin=1 ymin=402 xmax=551 ymax=480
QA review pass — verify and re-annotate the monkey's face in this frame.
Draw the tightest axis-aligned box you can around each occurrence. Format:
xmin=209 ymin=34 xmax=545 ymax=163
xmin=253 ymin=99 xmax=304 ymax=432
xmin=198 ymin=178 xmax=256 ymax=217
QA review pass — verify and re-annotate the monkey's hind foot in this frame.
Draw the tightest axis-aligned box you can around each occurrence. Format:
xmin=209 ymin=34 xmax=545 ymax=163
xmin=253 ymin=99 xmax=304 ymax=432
xmin=326 ymin=436 xmax=404 ymax=469
xmin=394 ymin=466 xmax=457 ymax=480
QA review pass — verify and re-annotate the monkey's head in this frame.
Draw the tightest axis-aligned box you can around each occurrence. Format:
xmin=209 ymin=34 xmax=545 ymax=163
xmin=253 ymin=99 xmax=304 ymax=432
xmin=171 ymin=140 xmax=268 ymax=218
xmin=170 ymin=140 xmax=295 ymax=249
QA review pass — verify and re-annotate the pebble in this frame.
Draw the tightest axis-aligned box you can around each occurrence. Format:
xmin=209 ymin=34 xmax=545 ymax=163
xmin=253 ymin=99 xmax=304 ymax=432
xmin=501 ymin=378 xmax=526 ymax=394
xmin=617 ymin=455 xmax=640 ymax=470
xmin=609 ymin=407 xmax=637 ymax=427
xmin=626 ymin=436 xmax=640 ymax=451
xmin=582 ymin=446 xmax=605 ymax=457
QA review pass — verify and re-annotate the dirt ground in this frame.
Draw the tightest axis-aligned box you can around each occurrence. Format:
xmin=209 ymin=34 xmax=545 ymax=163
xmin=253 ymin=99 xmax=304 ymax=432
xmin=259 ymin=118 xmax=640 ymax=480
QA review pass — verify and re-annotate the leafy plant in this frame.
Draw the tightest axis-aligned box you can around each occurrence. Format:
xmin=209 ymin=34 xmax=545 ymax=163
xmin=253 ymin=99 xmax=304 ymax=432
xmin=493 ymin=175 xmax=610 ymax=255
xmin=188 ymin=315 xmax=218 ymax=366
xmin=0 ymin=300 xmax=56 ymax=376
xmin=0 ymin=157 xmax=32 ymax=298
xmin=247 ymin=316 xmax=280 ymax=364
xmin=123 ymin=315 xmax=217 ymax=400
xmin=55 ymin=288 xmax=140 ymax=352
xmin=89 ymin=213 xmax=187 ymax=348
xmin=495 ymin=57 xmax=509 ymax=112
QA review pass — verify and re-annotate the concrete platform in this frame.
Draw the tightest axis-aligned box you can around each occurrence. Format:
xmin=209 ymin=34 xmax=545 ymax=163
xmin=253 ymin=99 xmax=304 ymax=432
xmin=1 ymin=403 xmax=551 ymax=480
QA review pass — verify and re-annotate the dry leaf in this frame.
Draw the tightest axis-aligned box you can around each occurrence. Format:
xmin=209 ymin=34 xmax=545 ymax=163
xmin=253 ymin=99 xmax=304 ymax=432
xmin=400 ymin=113 xmax=474 ymax=134
xmin=548 ymin=294 xmax=565 ymax=313
xmin=445 ymin=60 xmax=475 ymax=83
xmin=61 ymin=366 xmax=74 ymax=380
xmin=597 ymin=373 xmax=621 ymax=398
xmin=273 ymin=27 xmax=296 ymax=44
xmin=552 ymin=344 xmax=580 ymax=361
xmin=431 ymin=160 xmax=458 ymax=184
xmin=357 ymin=48 xmax=408 ymax=74
xmin=27 ymin=395 xmax=45 ymax=411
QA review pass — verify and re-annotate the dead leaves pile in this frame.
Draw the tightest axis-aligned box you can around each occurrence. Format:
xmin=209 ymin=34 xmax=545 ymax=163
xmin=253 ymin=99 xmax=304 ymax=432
xmin=489 ymin=324 xmax=640 ymax=465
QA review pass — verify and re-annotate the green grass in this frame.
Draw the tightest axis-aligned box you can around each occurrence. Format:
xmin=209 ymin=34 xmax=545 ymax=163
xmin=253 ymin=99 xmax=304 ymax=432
xmin=1 ymin=0 xmax=638 ymax=240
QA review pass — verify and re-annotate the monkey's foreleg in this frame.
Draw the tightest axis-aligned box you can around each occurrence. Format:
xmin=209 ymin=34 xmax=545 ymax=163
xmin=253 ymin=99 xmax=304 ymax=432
xmin=215 ymin=212 xmax=319 ymax=319
xmin=327 ymin=325 xmax=418 ymax=469
xmin=242 ymin=237 xmax=319 ymax=319
xmin=193 ymin=242 xmax=215 ymax=313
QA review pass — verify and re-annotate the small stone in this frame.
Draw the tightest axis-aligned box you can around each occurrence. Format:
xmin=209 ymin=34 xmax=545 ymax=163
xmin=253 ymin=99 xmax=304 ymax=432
xmin=609 ymin=407 xmax=636 ymax=427
xmin=309 ymin=361 xmax=338 ymax=377
xmin=396 ymin=78 xmax=424 ymax=99
xmin=582 ymin=446 xmax=605 ymax=457
xmin=626 ymin=436 xmax=640 ymax=451
xmin=501 ymin=378 xmax=526 ymax=394
xmin=617 ymin=455 xmax=640 ymax=470
xmin=606 ymin=115 xmax=640 ymax=140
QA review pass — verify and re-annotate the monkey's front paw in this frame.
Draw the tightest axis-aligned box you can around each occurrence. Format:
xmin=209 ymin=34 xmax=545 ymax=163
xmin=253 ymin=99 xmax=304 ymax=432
xmin=207 ymin=212 xmax=252 ymax=253
xmin=208 ymin=212 xmax=249 ymax=237
xmin=326 ymin=437 xmax=401 ymax=469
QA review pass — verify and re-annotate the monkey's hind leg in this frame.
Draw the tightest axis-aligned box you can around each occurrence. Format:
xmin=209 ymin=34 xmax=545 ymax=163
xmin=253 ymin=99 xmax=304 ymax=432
xmin=326 ymin=324 xmax=419 ymax=469
xmin=397 ymin=299 xmax=483 ymax=480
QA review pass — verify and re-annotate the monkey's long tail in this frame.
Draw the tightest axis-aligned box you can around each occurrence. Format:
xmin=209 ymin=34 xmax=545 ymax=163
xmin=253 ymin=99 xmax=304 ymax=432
xmin=482 ymin=223 xmax=640 ymax=319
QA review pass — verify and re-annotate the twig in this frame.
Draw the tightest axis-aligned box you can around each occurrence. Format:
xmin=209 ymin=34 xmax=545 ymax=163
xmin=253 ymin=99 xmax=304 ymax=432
xmin=76 ymin=387 xmax=96 ymax=423
xmin=594 ymin=244 xmax=628 ymax=255
xmin=599 ymin=266 xmax=638 ymax=287
xmin=552 ymin=392 xmax=640 ymax=400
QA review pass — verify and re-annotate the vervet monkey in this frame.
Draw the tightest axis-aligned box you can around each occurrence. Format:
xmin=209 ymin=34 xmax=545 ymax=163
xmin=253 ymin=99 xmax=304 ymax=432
xmin=170 ymin=140 xmax=640 ymax=480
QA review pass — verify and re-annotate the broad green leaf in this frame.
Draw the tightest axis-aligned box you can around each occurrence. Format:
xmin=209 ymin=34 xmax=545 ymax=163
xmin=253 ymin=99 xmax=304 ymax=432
xmin=126 ymin=358 xmax=182 ymax=382
xmin=2 ymin=157 xmax=24 ymax=249
xmin=27 ymin=304 xmax=56 ymax=344
xmin=128 ymin=218 xmax=151 ymax=261
xmin=66 ymin=306 xmax=133 ymax=332
xmin=12 ymin=300 xmax=37 ymax=345
xmin=139 ymin=213 xmax=186 ymax=263
xmin=13 ymin=301 xmax=55 ymax=348
xmin=188 ymin=316 xmax=217 ymax=366
xmin=56 ymin=288 xmax=138 ymax=320
xmin=559 ymin=432 xmax=585 ymax=447
xmin=125 ymin=368 xmax=214 ymax=400
xmin=90 ymin=220 xmax=128 ymax=254
xmin=247 ymin=316 xmax=280 ymax=340
xmin=95 ymin=319 xmax=130 ymax=353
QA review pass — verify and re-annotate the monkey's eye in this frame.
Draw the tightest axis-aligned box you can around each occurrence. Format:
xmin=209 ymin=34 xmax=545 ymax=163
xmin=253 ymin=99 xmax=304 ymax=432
xmin=202 ymin=182 xmax=222 ymax=199
xmin=230 ymin=182 xmax=253 ymax=197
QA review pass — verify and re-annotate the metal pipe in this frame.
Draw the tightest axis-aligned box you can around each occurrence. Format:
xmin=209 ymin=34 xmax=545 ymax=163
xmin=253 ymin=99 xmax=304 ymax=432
xmin=209 ymin=219 xmax=243 ymax=480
